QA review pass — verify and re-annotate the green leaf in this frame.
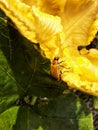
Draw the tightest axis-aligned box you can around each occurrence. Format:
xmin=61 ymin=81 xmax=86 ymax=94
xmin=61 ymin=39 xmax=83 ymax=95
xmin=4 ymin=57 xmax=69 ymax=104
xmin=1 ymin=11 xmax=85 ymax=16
xmin=13 ymin=94 xmax=93 ymax=130
xmin=0 ymin=15 xmax=19 ymax=114
xmin=37 ymin=126 xmax=43 ymax=130
xmin=13 ymin=105 xmax=44 ymax=130
xmin=0 ymin=106 xmax=19 ymax=130
xmin=93 ymin=97 xmax=98 ymax=109
xmin=36 ymin=94 xmax=93 ymax=130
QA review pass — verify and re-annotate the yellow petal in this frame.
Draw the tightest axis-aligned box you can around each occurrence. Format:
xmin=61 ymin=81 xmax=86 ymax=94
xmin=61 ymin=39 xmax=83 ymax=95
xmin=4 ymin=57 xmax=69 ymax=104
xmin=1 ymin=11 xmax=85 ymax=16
xmin=21 ymin=0 xmax=36 ymax=6
xmin=62 ymin=72 xmax=98 ymax=97
xmin=87 ymin=15 xmax=98 ymax=43
xmin=0 ymin=0 xmax=62 ymax=44
xmin=31 ymin=6 xmax=63 ymax=43
xmin=76 ymin=57 xmax=98 ymax=82
xmin=0 ymin=0 xmax=37 ymax=42
xmin=36 ymin=0 xmax=67 ymax=15
xmin=62 ymin=0 xmax=98 ymax=46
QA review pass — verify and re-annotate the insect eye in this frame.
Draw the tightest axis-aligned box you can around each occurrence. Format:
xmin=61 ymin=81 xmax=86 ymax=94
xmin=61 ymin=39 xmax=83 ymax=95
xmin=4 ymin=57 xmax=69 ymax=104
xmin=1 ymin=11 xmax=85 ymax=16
xmin=54 ymin=57 xmax=59 ymax=61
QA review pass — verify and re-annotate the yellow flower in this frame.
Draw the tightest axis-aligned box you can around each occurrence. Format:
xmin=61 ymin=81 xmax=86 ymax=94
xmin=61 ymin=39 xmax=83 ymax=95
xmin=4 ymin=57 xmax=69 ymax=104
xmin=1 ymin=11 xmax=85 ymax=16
xmin=0 ymin=0 xmax=98 ymax=96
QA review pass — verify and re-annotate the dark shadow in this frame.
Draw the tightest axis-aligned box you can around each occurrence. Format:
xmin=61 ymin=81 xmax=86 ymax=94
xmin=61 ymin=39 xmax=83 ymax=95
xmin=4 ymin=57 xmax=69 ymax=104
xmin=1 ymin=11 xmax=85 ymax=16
xmin=12 ymin=94 xmax=91 ymax=130
xmin=0 ymin=14 xmax=67 ymax=100
xmin=6 ymin=24 xmax=67 ymax=98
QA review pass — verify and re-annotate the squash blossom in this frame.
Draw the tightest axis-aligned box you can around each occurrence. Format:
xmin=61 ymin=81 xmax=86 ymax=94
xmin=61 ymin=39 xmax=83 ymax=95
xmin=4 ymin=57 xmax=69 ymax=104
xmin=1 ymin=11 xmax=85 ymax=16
xmin=0 ymin=0 xmax=98 ymax=96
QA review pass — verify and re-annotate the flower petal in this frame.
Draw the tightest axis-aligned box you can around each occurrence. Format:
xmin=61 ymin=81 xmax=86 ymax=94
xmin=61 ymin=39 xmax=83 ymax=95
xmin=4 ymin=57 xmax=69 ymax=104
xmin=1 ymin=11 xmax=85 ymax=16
xmin=0 ymin=0 xmax=63 ymax=44
xmin=62 ymin=0 xmax=98 ymax=46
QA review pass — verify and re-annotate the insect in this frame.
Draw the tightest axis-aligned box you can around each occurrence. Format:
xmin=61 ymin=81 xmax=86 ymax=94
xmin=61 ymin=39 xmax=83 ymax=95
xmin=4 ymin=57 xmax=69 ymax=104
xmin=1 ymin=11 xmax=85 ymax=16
xmin=50 ymin=57 xmax=63 ymax=81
